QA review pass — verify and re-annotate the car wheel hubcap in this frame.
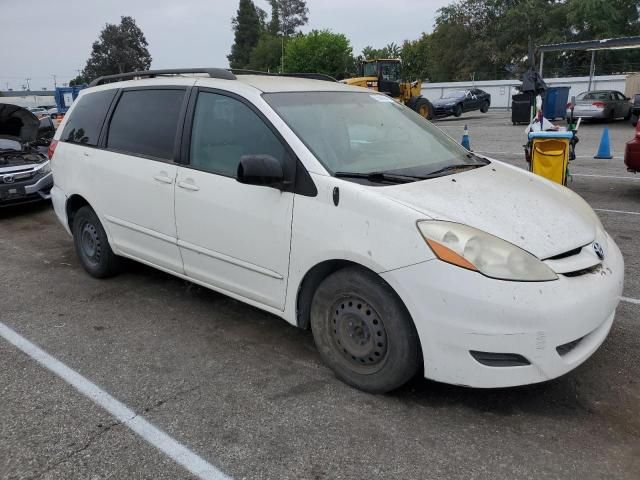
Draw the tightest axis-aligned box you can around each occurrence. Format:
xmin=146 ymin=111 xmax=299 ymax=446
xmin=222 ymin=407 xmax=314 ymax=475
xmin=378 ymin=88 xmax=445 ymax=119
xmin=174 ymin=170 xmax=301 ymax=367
xmin=331 ymin=298 xmax=388 ymax=368
xmin=81 ymin=222 xmax=101 ymax=263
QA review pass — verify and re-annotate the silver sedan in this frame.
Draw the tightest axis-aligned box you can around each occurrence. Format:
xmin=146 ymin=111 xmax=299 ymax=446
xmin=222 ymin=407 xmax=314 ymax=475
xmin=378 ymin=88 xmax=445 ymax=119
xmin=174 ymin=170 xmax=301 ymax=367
xmin=567 ymin=90 xmax=632 ymax=121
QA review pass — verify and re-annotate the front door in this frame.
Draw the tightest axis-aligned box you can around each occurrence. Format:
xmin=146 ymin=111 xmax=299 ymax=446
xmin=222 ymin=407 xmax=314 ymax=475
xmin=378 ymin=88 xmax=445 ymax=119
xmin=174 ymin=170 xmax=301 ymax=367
xmin=175 ymin=89 xmax=294 ymax=310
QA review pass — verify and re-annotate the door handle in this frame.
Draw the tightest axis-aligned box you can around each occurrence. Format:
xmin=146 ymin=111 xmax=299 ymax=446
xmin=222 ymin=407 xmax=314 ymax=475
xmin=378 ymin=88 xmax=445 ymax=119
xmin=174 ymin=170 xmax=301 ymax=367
xmin=177 ymin=180 xmax=200 ymax=191
xmin=153 ymin=174 xmax=174 ymax=184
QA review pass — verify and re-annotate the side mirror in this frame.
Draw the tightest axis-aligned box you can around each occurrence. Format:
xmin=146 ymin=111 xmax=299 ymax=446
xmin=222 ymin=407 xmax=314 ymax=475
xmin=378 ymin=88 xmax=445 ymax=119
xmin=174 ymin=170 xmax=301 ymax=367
xmin=237 ymin=154 xmax=286 ymax=189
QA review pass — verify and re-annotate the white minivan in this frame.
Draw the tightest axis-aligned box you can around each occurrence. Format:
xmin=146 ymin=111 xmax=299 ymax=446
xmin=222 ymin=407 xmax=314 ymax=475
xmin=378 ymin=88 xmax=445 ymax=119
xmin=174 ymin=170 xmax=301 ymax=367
xmin=50 ymin=68 xmax=624 ymax=393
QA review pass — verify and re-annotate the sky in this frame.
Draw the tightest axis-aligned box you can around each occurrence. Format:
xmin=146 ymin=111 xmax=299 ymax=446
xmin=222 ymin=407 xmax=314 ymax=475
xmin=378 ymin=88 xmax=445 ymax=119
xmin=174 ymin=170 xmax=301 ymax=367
xmin=1 ymin=0 xmax=451 ymax=91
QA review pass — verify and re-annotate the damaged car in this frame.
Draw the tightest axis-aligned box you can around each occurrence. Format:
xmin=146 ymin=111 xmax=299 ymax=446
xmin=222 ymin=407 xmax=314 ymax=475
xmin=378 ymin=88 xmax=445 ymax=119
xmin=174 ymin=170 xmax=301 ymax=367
xmin=0 ymin=104 xmax=54 ymax=206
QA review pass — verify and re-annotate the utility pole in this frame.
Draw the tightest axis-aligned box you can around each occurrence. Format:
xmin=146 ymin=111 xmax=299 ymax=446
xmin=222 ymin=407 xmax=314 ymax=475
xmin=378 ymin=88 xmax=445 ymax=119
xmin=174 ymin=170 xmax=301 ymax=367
xmin=4 ymin=82 xmax=8 ymax=91
xmin=52 ymin=74 xmax=57 ymax=88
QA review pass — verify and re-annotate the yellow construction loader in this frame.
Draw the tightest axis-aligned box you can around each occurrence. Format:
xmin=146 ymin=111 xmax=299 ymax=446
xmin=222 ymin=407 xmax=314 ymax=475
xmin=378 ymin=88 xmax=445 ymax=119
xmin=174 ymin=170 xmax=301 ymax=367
xmin=343 ymin=59 xmax=433 ymax=120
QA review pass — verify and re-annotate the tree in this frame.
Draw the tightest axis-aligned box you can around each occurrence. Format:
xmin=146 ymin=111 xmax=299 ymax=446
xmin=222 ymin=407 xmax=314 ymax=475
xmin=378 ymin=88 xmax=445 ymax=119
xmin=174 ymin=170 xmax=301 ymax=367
xmin=400 ymin=35 xmax=430 ymax=81
xmin=228 ymin=0 xmax=263 ymax=69
xmin=248 ymin=34 xmax=283 ymax=71
xmin=276 ymin=0 xmax=309 ymax=36
xmin=283 ymin=30 xmax=353 ymax=79
xmin=362 ymin=43 xmax=401 ymax=60
xmin=69 ymin=74 xmax=89 ymax=87
xmin=268 ymin=0 xmax=281 ymax=35
xmin=80 ymin=16 xmax=152 ymax=82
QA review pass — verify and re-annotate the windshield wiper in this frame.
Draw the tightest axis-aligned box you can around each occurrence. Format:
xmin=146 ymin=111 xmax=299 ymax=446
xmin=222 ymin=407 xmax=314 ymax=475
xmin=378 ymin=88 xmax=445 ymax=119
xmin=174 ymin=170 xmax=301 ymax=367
xmin=423 ymin=163 xmax=484 ymax=178
xmin=334 ymin=171 xmax=426 ymax=184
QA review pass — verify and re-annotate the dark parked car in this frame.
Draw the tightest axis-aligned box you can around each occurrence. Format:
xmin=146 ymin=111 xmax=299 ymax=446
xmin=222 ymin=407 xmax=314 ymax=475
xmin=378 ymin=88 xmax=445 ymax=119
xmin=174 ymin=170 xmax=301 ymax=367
xmin=0 ymin=104 xmax=54 ymax=206
xmin=432 ymin=88 xmax=491 ymax=118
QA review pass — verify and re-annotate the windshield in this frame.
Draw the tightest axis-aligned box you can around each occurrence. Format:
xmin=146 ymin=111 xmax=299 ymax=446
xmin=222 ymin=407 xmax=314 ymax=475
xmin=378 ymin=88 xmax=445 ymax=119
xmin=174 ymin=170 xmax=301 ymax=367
xmin=263 ymin=91 xmax=486 ymax=178
xmin=577 ymin=91 xmax=609 ymax=101
xmin=362 ymin=62 xmax=378 ymax=77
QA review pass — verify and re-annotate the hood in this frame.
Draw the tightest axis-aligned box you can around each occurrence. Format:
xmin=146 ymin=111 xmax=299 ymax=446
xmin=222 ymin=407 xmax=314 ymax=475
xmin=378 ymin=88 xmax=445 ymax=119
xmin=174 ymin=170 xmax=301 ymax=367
xmin=0 ymin=104 xmax=40 ymax=144
xmin=433 ymin=96 xmax=463 ymax=106
xmin=381 ymin=161 xmax=598 ymax=259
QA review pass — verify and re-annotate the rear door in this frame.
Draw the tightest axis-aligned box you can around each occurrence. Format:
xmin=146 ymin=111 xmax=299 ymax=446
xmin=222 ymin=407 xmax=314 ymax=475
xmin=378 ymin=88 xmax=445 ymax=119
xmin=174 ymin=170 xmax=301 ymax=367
xmin=174 ymin=89 xmax=295 ymax=309
xmin=90 ymin=87 xmax=189 ymax=273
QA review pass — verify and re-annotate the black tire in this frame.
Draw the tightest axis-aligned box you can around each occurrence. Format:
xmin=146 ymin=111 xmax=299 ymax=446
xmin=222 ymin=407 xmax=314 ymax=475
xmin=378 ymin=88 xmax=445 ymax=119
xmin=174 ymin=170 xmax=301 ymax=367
xmin=310 ymin=267 xmax=420 ymax=393
xmin=454 ymin=104 xmax=463 ymax=117
xmin=72 ymin=206 xmax=121 ymax=278
xmin=624 ymin=109 xmax=632 ymax=121
xmin=412 ymin=97 xmax=432 ymax=120
xmin=480 ymin=101 xmax=490 ymax=113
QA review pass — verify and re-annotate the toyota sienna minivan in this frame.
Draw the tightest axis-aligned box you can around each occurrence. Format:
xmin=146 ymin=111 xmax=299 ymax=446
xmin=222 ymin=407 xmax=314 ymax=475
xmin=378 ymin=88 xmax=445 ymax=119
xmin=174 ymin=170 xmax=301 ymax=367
xmin=49 ymin=68 xmax=624 ymax=393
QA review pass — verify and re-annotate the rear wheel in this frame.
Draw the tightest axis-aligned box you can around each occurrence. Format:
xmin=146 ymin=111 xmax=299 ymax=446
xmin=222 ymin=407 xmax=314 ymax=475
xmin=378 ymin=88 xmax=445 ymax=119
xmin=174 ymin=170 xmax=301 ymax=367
xmin=480 ymin=101 xmax=490 ymax=113
xmin=454 ymin=104 xmax=463 ymax=117
xmin=310 ymin=267 xmax=420 ymax=393
xmin=72 ymin=206 xmax=121 ymax=278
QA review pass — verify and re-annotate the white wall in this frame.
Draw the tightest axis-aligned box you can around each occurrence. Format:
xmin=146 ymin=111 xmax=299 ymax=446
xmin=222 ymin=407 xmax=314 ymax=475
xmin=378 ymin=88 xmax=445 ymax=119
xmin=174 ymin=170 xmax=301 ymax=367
xmin=421 ymin=75 xmax=627 ymax=108
xmin=0 ymin=95 xmax=56 ymax=108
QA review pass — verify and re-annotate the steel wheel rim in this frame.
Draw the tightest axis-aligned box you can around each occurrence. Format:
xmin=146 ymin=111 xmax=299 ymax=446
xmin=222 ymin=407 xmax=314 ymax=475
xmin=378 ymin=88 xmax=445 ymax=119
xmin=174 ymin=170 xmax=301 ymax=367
xmin=330 ymin=297 xmax=388 ymax=372
xmin=80 ymin=221 xmax=101 ymax=265
xmin=419 ymin=104 xmax=429 ymax=117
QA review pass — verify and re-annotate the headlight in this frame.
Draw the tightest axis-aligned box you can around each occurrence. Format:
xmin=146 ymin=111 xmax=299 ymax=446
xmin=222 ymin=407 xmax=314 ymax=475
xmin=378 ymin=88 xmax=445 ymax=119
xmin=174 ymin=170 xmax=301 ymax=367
xmin=38 ymin=161 xmax=51 ymax=175
xmin=417 ymin=221 xmax=558 ymax=281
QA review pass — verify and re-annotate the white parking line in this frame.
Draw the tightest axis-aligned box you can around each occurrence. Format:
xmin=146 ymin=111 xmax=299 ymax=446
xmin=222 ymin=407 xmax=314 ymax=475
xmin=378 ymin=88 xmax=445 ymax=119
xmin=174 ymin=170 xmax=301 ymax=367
xmin=595 ymin=208 xmax=640 ymax=216
xmin=0 ymin=321 xmax=231 ymax=480
xmin=572 ymin=173 xmax=640 ymax=181
xmin=621 ymin=296 xmax=640 ymax=305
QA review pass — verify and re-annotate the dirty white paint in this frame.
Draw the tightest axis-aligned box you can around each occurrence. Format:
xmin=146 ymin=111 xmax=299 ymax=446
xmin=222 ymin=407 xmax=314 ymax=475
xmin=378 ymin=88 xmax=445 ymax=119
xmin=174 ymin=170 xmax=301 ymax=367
xmin=620 ymin=296 xmax=640 ymax=305
xmin=0 ymin=321 xmax=232 ymax=480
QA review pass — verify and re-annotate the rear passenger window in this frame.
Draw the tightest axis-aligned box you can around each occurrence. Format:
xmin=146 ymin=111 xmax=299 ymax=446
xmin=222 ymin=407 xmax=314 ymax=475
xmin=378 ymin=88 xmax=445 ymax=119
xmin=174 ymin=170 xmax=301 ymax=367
xmin=189 ymin=92 xmax=286 ymax=177
xmin=61 ymin=90 xmax=116 ymax=146
xmin=107 ymin=89 xmax=185 ymax=160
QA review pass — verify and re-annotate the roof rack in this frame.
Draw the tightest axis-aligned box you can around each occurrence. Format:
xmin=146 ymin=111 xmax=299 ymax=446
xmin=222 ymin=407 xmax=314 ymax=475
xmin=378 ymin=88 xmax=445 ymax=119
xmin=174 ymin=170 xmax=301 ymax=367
xmin=230 ymin=69 xmax=337 ymax=82
xmin=88 ymin=68 xmax=237 ymax=87
xmin=88 ymin=67 xmax=337 ymax=88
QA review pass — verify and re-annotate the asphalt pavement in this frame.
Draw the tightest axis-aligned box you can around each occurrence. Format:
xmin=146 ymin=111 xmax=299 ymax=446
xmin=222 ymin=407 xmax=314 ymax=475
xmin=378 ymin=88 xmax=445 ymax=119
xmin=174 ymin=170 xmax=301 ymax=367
xmin=1 ymin=111 xmax=639 ymax=480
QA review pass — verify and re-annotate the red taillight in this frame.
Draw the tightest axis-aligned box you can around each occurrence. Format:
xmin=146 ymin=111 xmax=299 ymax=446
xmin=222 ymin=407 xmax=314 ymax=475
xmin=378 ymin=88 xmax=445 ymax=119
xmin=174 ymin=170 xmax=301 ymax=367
xmin=592 ymin=101 xmax=606 ymax=108
xmin=47 ymin=139 xmax=58 ymax=160
xmin=566 ymin=102 xmax=573 ymax=109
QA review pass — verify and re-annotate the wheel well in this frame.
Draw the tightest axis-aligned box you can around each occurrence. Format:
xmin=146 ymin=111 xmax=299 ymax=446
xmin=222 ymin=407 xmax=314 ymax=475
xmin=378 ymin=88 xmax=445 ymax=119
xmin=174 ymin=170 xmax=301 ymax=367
xmin=65 ymin=194 xmax=90 ymax=231
xmin=296 ymin=260 xmax=360 ymax=330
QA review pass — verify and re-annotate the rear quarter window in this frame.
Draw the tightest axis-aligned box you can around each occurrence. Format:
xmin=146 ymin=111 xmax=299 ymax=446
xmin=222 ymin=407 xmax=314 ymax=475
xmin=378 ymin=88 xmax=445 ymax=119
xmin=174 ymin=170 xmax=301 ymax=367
xmin=106 ymin=89 xmax=185 ymax=160
xmin=61 ymin=89 xmax=117 ymax=146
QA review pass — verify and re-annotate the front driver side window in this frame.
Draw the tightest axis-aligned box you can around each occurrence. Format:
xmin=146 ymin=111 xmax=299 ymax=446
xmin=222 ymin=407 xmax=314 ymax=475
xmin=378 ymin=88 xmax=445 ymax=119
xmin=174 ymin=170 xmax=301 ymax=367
xmin=189 ymin=91 xmax=286 ymax=177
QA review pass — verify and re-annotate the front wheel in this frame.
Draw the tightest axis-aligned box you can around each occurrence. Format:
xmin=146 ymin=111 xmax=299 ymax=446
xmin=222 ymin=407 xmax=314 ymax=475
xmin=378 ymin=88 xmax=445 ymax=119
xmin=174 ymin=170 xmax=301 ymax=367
xmin=310 ymin=267 xmax=420 ymax=393
xmin=72 ymin=206 xmax=121 ymax=278
xmin=413 ymin=97 xmax=432 ymax=120
xmin=454 ymin=104 xmax=463 ymax=117
xmin=480 ymin=101 xmax=490 ymax=113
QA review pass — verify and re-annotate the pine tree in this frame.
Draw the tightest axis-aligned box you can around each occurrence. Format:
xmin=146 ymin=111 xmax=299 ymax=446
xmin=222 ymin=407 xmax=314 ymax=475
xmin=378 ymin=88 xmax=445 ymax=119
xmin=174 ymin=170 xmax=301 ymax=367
xmin=80 ymin=16 xmax=152 ymax=81
xmin=228 ymin=0 xmax=263 ymax=69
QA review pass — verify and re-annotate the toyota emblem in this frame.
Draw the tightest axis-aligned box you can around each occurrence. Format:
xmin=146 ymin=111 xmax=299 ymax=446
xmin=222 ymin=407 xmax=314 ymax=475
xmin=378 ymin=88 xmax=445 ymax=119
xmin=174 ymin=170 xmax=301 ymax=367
xmin=3 ymin=174 xmax=15 ymax=184
xmin=593 ymin=242 xmax=605 ymax=260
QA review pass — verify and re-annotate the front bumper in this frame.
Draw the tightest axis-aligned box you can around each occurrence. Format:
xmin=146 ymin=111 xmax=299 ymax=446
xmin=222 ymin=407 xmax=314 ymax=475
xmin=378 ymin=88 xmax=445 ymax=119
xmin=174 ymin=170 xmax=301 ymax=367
xmin=381 ymin=235 xmax=624 ymax=388
xmin=0 ymin=172 xmax=53 ymax=205
xmin=433 ymin=105 xmax=457 ymax=117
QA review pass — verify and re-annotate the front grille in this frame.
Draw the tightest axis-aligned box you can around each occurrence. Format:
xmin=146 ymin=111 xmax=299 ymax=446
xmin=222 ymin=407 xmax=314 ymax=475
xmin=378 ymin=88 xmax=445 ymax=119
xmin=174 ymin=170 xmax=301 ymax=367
xmin=556 ymin=337 xmax=584 ymax=356
xmin=563 ymin=264 xmax=601 ymax=277
xmin=469 ymin=351 xmax=531 ymax=367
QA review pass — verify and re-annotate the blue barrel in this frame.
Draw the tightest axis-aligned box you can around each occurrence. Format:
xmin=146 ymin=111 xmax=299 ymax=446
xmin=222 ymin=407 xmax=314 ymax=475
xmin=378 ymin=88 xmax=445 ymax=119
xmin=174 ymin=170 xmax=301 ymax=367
xmin=543 ymin=86 xmax=571 ymax=121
